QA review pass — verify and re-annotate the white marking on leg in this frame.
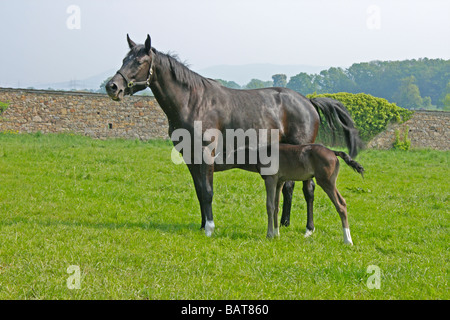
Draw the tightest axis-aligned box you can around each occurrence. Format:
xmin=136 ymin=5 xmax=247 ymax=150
xmin=274 ymin=227 xmax=280 ymax=237
xmin=205 ymin=220 xmax=215 ymax=237
xmin=343 ymin=227 xmax=353 ymax=245
xmin=304 ymin=227 xmax=315 ymax=238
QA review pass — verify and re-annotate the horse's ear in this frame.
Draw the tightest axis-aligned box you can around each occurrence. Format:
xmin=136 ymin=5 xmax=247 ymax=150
xmin=127 ymin=34 xmax=137 ymax=49
xmin=145 ymin=34 xmax=152 ymax=54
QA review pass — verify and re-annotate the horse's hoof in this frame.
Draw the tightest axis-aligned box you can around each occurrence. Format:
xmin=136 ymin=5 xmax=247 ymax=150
xmin=304 ymin=228 xmax=315 ymax=238
xmin=205 ymin=220 xmax=215 ymax=237
xmin=280 ymin=220 xmax=290 ymax=227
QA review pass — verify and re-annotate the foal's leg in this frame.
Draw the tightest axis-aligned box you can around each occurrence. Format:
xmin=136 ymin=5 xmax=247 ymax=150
xmin=327 ymin=188 xmax=353 ymax=245
xmin=273 ymin=181 xmax=285 ymax=237
xmin=333 ymin=189 xmax=353 ymax=245
xmin=303 ymin=179 xmax=316 ymax=238
xmin=316 ymin=177 xmax=353 ymax=245
xmin=264 ymin=176 xmax=278 ymax=238
xmin=280 ymin=181 xmax=295 ymax=227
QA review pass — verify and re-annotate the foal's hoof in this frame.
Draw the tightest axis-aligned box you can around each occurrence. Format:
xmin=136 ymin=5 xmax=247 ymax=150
xmin=343 ymin=228 xmax=353 ymax=245
xmin=266 ymin=228 xmax=280 ymax=239
xmin=304 ymin=228 xmax=315 ymax=238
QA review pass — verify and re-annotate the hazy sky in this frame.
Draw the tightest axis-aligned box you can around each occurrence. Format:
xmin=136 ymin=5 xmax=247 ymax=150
xmin=0 ymin=0 xmax=449 ymax=87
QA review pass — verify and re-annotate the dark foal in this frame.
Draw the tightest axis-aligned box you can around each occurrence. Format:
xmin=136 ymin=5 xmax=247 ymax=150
xmin=259 ymin=144 xmax=364 ymax=244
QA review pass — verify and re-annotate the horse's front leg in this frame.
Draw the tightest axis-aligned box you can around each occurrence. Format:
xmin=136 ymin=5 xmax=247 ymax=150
xmin=189 ymin=168 xmax=206 ymax=229
xmin=187 ymin=161 xmax=215 ymax=236
xmin=201 ymin=161 xmax=215 ymax=236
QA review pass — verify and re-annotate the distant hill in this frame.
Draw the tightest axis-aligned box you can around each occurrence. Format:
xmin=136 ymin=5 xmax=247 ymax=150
xmin=31 ymin=69 xmax=116 ymax=91
xmin=25 ymin=63 xmax=327 ymax=91
xmin=195 ymin=63 xmax=328 ymax=86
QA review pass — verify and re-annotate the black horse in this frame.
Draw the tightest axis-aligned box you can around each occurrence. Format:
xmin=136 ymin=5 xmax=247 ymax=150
xmin=106 ymin=34 xmax=361 ymax=237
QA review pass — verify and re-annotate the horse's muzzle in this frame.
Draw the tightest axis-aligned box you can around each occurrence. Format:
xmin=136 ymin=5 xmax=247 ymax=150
xmin=106 ymin=79 xmax=125 ymax=101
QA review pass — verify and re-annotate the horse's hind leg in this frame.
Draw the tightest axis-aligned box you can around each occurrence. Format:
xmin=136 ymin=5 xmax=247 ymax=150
xmin=280 ymin=179 xmax=316 ymax=238
xmin=316 ymin=177 xmax=353 ymax=245
xmin=303 ymin=179 xmax=315 ymax=237
xmin=280 ymin=181 xmax=295 ymax=227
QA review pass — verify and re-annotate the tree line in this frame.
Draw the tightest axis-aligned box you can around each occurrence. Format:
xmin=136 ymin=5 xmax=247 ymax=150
xmin=217 ymin=58 xmax=450 ymax=111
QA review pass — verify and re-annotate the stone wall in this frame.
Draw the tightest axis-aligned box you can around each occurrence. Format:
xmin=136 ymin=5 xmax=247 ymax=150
xmin=1 ymin=88 xmax=449 ymax=150
xmin=367 ymin=110 xmax=450 ymax=150
xmin=0 ymin=88 xmax=169 ymax=140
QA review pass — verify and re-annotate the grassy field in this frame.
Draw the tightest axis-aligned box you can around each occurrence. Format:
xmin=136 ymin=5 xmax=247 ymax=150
xmin=0 ymin=133 xmax=448 ymax=299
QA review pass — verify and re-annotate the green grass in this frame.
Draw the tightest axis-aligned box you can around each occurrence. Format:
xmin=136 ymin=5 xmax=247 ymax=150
xmin=0 ymin=133 xmax=448 ymax=299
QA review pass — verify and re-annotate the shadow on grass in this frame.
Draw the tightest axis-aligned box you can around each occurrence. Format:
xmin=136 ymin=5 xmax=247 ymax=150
xmin=2 ymin=216 xmax=201 ymax=235
xmin=2 ymin=216 xmax=268 ymax=240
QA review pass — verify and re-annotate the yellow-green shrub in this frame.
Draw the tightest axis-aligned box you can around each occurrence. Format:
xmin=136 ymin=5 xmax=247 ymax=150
xmin=308 ymin=92 xmax=413 ymax=141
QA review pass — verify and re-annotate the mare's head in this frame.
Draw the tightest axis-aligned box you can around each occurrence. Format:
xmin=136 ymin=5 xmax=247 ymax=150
xmin=106 ymin=34 xmax=153 ymax=101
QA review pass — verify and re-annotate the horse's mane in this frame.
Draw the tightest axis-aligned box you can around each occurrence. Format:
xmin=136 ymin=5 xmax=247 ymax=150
xmin=153 ymin=48 xmax=216 ymax=90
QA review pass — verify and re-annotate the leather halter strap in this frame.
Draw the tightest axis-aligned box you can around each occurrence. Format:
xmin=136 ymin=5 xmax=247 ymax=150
xmin=115 ymin=50 xmax=155 ymax=90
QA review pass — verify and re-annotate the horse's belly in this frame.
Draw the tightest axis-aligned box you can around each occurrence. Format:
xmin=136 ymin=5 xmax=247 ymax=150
xmin=214 ymin=163 xmax=259 ymax=173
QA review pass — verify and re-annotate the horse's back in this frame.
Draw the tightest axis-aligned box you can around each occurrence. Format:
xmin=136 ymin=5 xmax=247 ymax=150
xmin=214 ymin=86 xmax=320 ymax=145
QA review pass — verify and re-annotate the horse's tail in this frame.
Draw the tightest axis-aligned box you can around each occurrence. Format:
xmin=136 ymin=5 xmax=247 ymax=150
xmin=333 ymin=150 xmax=365 ymax=178
xmin=309 ymin=97 xmax=362 ymax=158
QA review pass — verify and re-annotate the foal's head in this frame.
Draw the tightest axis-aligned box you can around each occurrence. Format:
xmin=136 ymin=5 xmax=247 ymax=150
xmin=106 ymin=34 xmax=154 ymax=101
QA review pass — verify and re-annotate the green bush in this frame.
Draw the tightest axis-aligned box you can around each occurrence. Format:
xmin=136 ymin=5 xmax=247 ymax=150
xmin=308 ymin=92 xmax=414 ymax=142
xmin=393 ymin=126 xmax=411 ymax=151
xmin=0 ymin=101 xmax=9 ymax=114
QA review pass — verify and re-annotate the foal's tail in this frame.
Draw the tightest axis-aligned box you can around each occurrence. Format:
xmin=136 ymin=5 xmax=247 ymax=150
xmin=334 ymin=151 xmax=365 ymax=178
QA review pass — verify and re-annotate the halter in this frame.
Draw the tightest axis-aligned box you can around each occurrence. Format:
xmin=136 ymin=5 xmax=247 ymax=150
xmin=115 ymin=51 xmax=155 ymax=90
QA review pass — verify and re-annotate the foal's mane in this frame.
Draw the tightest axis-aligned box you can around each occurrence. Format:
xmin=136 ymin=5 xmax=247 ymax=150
xmin=153 ymin=48 xmax=215 ymax=90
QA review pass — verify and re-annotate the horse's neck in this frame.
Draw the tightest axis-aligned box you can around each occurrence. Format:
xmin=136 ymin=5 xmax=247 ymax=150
xmin=149 ymin=55 xmax=194 ymax=126
xmin=149 ymin=75 xmax=185 ymax=125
